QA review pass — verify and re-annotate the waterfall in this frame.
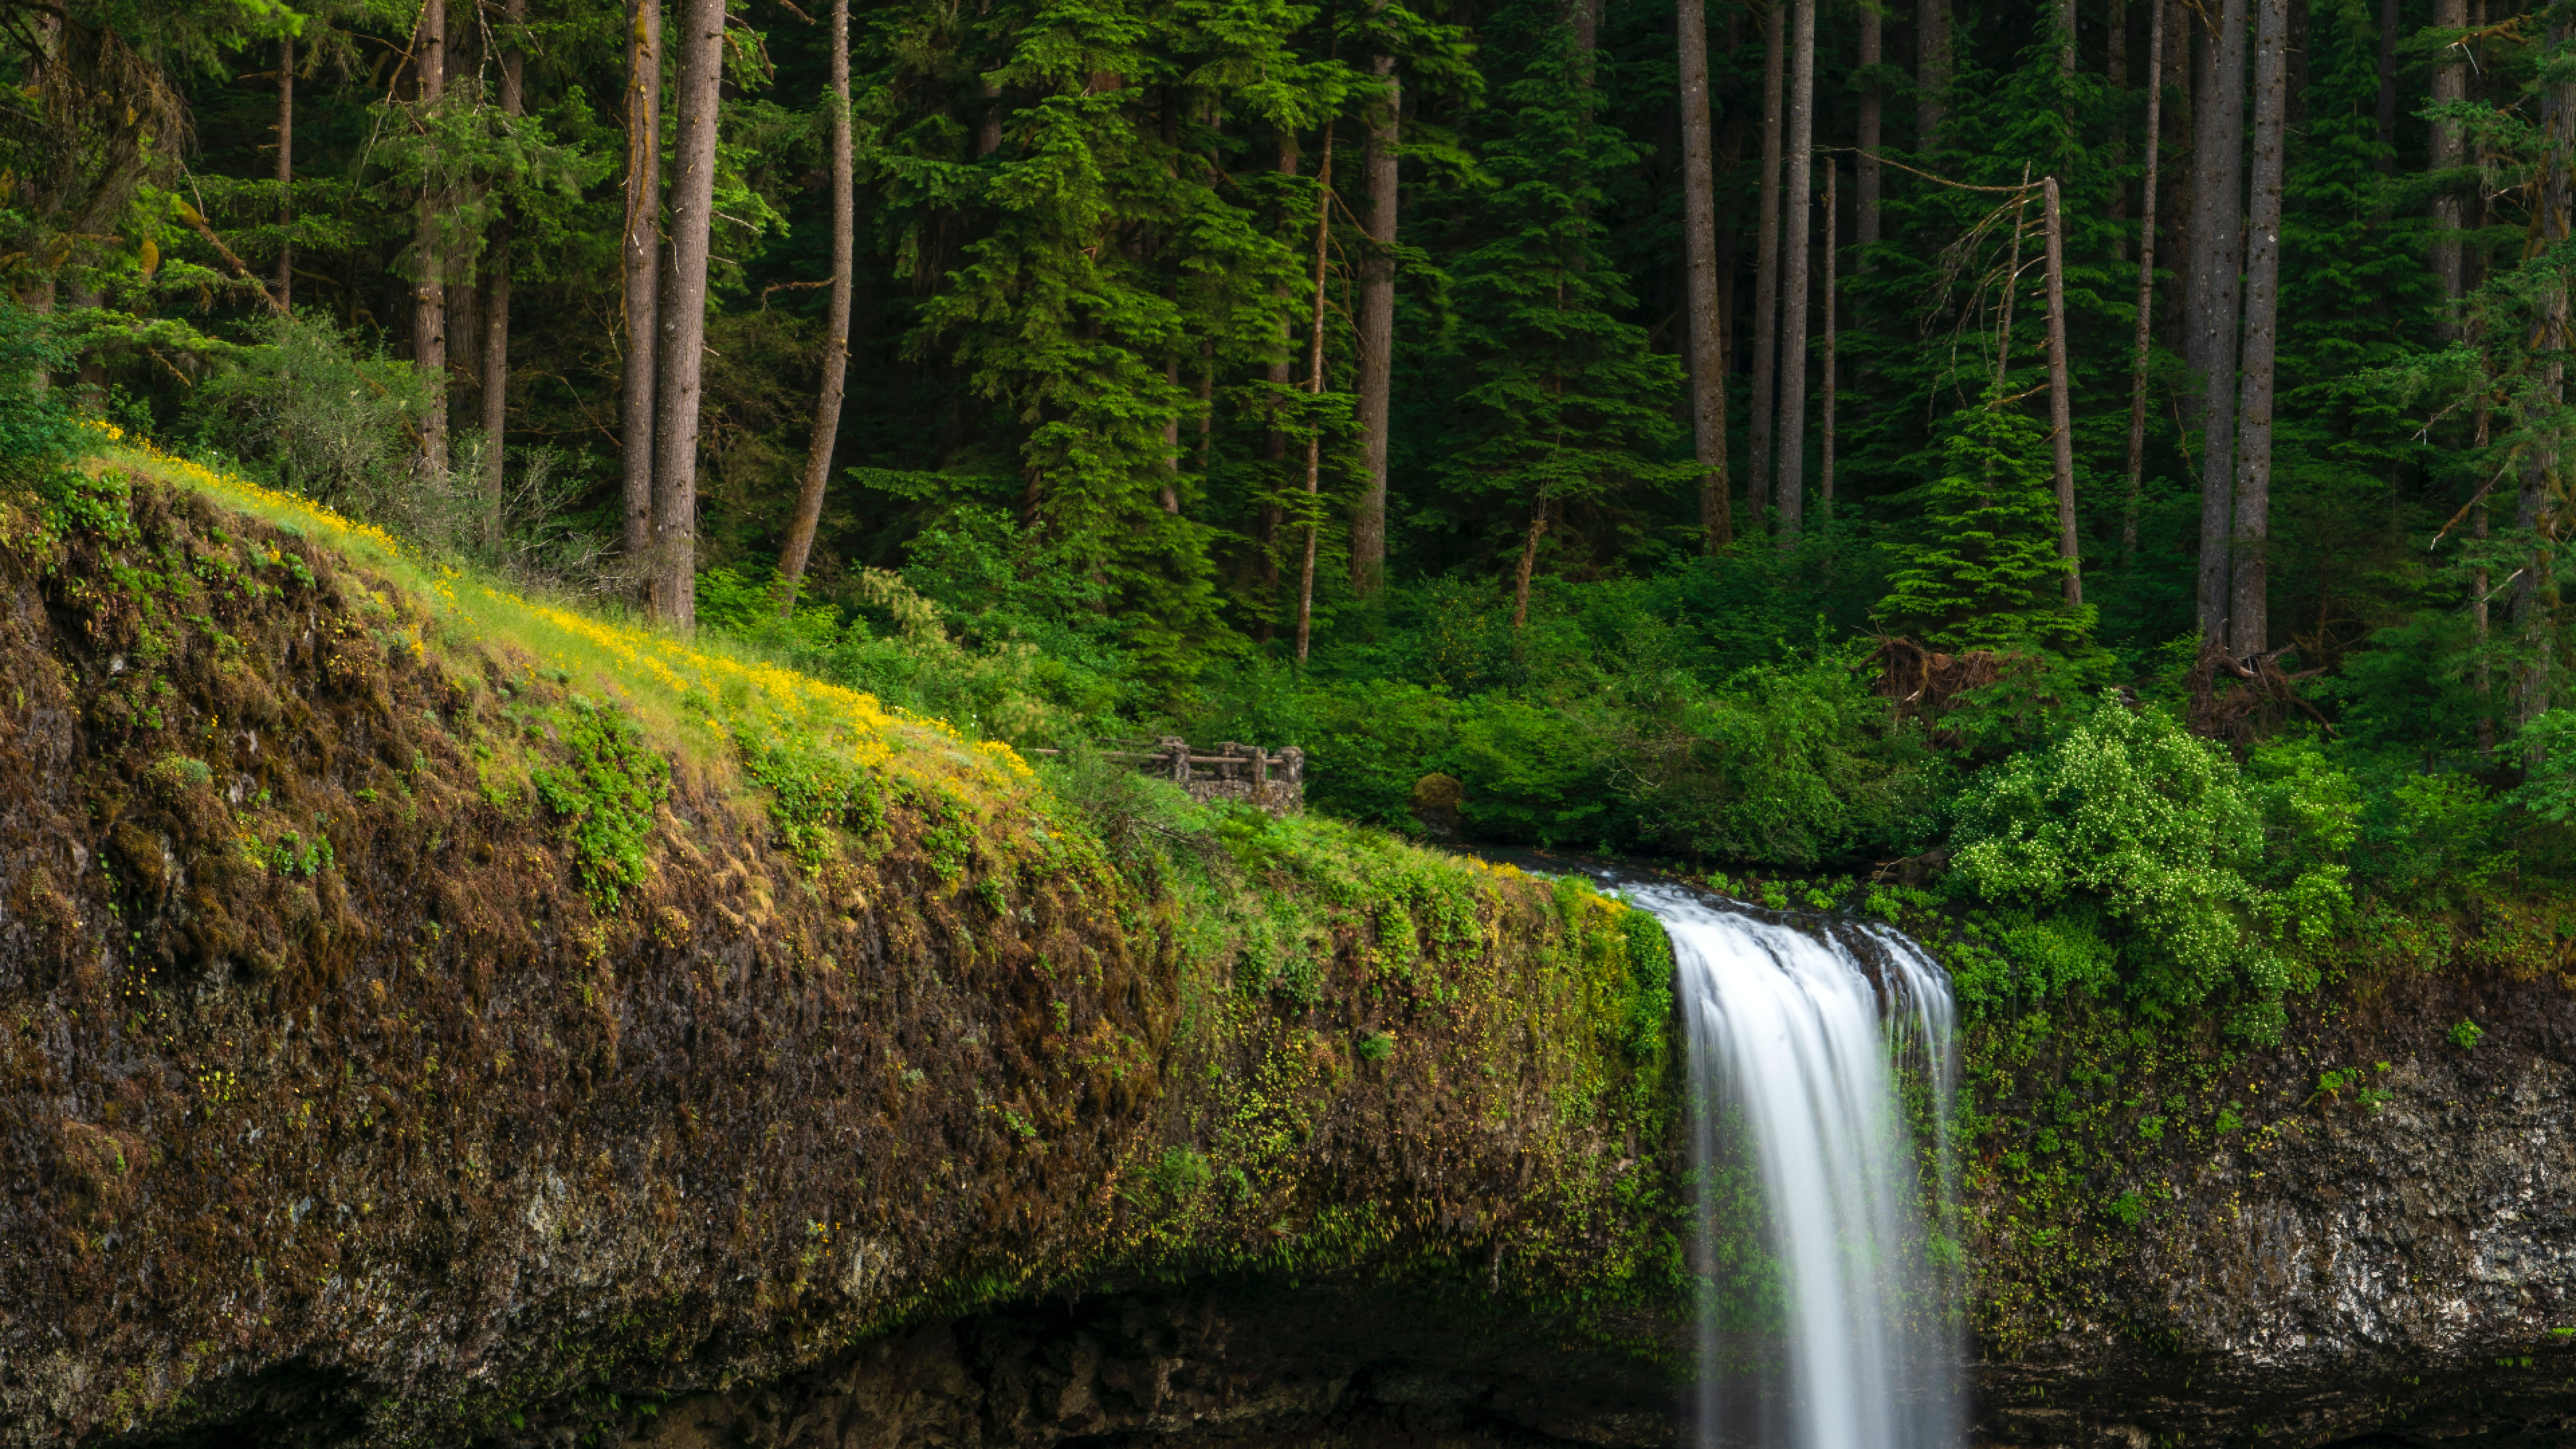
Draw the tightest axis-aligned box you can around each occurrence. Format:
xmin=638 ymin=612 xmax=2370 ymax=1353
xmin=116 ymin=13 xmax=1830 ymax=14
xmin=1629 ymin=883 xmax=1961 ymax=1449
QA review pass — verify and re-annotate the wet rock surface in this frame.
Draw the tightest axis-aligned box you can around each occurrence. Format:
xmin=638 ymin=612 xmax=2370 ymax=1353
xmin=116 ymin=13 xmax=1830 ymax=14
xmin=1970 ymin=967 xmax=2576 ymax=1447
xmin=610 ymin=1285 xmax=1680 ymax=1449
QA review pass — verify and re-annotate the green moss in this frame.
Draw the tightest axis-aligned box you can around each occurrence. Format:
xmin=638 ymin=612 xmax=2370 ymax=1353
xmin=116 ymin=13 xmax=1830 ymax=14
xmin=531 ymin=697 xmax=670 ymax=910
xmin=739 ymin=725 xmax=885 ymax=868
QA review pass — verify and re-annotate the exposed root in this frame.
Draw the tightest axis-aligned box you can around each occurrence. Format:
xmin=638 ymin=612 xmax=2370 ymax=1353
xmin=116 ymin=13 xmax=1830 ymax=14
xmin=1870 ymin=635 xmax=2020 ymax=723
xmin=2186 ymin=639 xmax=2330 ymax=747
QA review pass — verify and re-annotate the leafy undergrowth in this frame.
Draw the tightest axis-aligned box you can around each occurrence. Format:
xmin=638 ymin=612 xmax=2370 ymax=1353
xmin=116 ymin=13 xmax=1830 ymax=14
xmin=0 ymin=438 xmax=1689 ymax=1448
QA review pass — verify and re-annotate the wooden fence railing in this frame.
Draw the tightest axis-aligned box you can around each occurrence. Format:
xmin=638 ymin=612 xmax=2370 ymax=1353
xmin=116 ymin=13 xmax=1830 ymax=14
xmin=1033 ymin=737 xmax=1306 ymax=815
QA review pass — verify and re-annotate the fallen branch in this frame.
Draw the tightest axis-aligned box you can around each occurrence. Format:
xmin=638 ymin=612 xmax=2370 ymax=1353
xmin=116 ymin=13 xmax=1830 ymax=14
xmin=172 ymin=202 xmax=287 ymax=316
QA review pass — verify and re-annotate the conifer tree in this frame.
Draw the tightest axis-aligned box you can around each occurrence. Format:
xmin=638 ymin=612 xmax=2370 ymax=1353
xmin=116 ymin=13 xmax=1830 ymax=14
xmin=777 ymin=0 xmax=855 ymax=602
xmin=2224 ymin=0 xmax=2287 ymax=657
xmin=1678 ymin=0 xmax=1730 ymax=548
xmin=2191 ymin=0 xmax=2250 ymax=640
xmin=1435 ymin=0 xmax=1687 ymax=626
xmin=1773 ymin=0 xmax=1816 ymax=537
xmin=1877 ymin=390 xmax=2093 ymax=651
xmin=1351 ymin=28 xmax=1399 ymax=595
xmin=649 ymin=0 xmax=727 ymax=630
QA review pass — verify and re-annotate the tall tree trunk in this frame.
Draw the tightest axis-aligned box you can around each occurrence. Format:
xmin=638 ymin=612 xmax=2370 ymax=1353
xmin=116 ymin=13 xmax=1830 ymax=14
xmin=276 ymin=36 xmax=292 ymax=308
xmin=2163 ymin=0 xmax=2196 ymax=354
xmin=2227 ymin=0 xmax=2286 ymax=657
xmin=480 ymin=0 xmax=524 ymax=551
xmin=2373 ymin=0 xmax=2399 ymax=172
xmin=2191 ymin=0 xmax=2249 ymax=640
xmin=621 ymin=0 xmax=662 ymax=567
xmin=2061 ymin=0 xmax=2077 ymax=78
xmin=2517 ymin=23 xmax=2573 ymax=723
xmin=1820 ymin=162 xmax=1837 ymax=515
xmin=1916 ymin=0 xmax=1949 ymax=150
xmin=1197 ymin=343 xmax=1214 ymax=474
xmin=2477 ymin=496 xmax=2495 ymax=751
xmin=2044 ymin=174 xmax=2080 ymax=604
xmin=1351 ymin=49 xmax=1400 ymax=594
xmin=1163 ymin=351 xmax=1183 ymax=513
xmin=1749 ymin=0 xmax=1786 ymax=516
xmin=1774 ymin=0 xmax=1816 ymax=539
xmin=1156 ymin=93 xmax=1183 ymax=517
xmin=2109 ymin=0 xmax=2128 ymax=251
xmin=777 ymin=0 xmax=855 ymax=604
xmin=1259 ymin=131 xmax=1298 ymax=631
xmin=1295 ymin=128 xmax=1335 ymax=665
xmin=1679 ymin=0 xmax=1732 ymax=549
xmin=1998 ymin=174 xmax=2028 ymax=388
xmin=2432 ymin=0 xmax=2467 ymax=339
xmin=2123 ymin=0 xmax=2165 ymax=563
xmin=1858 ymin=0 xmax=1881 ymax=258
xmin=412 ymin=0 xmax=449 ymax=478
xmin=650 ymin=0 xmax=727 ymax=632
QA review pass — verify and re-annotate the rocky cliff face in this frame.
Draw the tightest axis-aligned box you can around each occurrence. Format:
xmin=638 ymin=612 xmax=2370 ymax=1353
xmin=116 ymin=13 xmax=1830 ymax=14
xmin=1968 ymin=963 xmax=2576 ymax=1448
xmin=0 ymin=467 xmax=1676 ymax=1448
xmin=552 ymin=967 xmax=2576 ymax=1449
xmin=610 ymin=1284 xmax=1680 ymax=1449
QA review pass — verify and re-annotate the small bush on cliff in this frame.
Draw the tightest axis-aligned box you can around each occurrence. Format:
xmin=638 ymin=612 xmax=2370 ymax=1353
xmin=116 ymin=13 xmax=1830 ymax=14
xmin=533 ymin=698 xmax=671 ymax=908
xmin=1947 ymin=693 xmax=2355 ymax=1039
xmin=739 ymin=727 xmax=884 ymax=867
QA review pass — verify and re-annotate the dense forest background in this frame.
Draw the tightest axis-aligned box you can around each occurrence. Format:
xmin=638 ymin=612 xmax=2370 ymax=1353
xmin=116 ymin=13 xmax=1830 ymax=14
xmin=9 ymin=0 xmax=2576 ymax=1035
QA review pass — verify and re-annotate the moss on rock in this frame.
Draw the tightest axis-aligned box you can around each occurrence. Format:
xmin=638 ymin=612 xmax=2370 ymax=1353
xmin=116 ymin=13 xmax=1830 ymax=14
xmin=0 ymin=465 xmax=1686 ymax=1448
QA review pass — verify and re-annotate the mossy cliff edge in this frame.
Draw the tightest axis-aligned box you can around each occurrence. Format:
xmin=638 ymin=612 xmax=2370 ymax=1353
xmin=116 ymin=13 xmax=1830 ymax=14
xmin=0 ymin=455 xmax=1682 ymax=1447
xmin=30 ymin=449 xmax=2576 ymax=1449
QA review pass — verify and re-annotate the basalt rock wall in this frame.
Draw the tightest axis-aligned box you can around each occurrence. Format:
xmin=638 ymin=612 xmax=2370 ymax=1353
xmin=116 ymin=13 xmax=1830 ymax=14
xmin=0 ymin=471 xmax=1677 ymax=1448
xmin=1966 ymin=961 xmax=2576 ymax=1448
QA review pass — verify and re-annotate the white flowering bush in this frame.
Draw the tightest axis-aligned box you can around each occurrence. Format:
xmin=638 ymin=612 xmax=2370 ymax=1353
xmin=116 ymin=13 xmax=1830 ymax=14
xmin=1949 ymin=693 xmax=2355 ymax=1040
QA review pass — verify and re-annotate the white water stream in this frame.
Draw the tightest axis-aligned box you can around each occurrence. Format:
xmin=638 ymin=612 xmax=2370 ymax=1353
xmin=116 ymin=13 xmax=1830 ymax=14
xmin=1627 ymin=883 xmax=1962 ymax=1449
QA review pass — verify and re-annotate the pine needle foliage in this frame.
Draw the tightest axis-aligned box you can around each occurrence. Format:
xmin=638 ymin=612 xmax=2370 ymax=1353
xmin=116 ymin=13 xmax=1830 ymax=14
xmin=1876 ymin=390 xmax=2094 ymax=652
xmin=1429 ymin=0 xmax=1690 ymax=576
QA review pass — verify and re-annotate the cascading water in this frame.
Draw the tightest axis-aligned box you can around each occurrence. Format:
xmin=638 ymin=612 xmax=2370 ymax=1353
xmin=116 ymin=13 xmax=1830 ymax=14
xmin=1629 ymin=883 xmax=1962 ymax=1449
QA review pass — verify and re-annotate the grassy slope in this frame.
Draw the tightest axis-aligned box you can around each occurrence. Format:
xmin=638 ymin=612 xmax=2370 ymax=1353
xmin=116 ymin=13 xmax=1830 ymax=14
xmin=0 ymin=437 xmax=1686 ymax=1446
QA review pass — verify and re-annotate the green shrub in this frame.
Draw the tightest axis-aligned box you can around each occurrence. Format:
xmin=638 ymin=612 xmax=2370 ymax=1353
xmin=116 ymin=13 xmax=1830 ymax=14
xmin=739 ymin=728 xmax=883 ymax=868
xmin=1948 ymin=692 xmax=2353 ymax=1038
xmin=532 ymin=698 xmax=671 ymax=910
xmin=1446 ymin=694 xmax=1621 ymax=847
xmin=1618 ymin=646 xmax=1937 ymax=867
xmin=182 ymin=311 xmax=435 ymax=531
xmin=2357 ymin=766 xmax=2504 ymax=904
xmin=1293 ymin=678 xmax=1461 ymax=828
xmin=2512 ymin=709 xmax=2576 ymax=824
xmin=698 ymin=562 xmax=1118 ymax=748
xmin=0 ymin=303 xmax=83 ymax=482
